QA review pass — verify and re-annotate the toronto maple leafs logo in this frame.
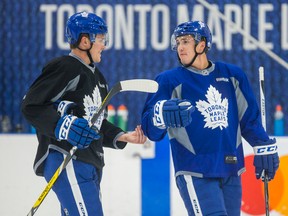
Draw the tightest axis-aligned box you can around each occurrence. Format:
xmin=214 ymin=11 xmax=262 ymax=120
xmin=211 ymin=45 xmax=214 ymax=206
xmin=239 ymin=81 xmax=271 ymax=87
xmin=198 ymin=21 xmax=206 ymax=29
xmin=83 ymin=86 xmax=104 ymax=129
xmin=196 ymin=85 xmax=228 ymax=130
xmin=80 ymin=11 xmax=89 ymax=18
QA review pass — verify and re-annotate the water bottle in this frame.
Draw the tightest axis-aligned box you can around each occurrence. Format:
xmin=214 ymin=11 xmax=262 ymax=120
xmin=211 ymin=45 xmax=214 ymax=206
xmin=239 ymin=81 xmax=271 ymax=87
xmin=274 ymin=104 xmax=284 ymax=136
xmin=107 ymin=104 xmax=116 ymax=124
xmin=1 ymin=115 xmax=11 ymax=133
xmin=117 ymin=104 xmax=128 ymax=131
xmin=15 ymin=124 xmax=23 ymax=133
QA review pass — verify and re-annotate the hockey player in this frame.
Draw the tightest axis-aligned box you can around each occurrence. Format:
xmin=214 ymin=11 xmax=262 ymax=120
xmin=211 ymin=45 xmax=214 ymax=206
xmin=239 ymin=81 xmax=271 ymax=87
xmin=141 ymin=21 xmax=279 ymax=216
xmin=21 ymin=11 xmax=146 ymax=216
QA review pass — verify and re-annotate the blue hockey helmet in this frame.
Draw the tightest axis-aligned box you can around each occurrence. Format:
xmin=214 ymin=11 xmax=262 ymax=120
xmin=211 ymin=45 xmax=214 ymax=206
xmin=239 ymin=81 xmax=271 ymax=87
xmin=171 ymin=21 xmax=212 ymax=51
xmin=65 ymin=11 xmax=109 ymax=46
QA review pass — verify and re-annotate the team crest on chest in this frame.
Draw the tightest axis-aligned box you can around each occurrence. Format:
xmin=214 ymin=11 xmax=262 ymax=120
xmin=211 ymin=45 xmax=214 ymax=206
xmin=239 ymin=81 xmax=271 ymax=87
xmin=83 ymin=86 xmax=103 ymax=129
xmin=196 ymin=85 xmax=228 ymax=130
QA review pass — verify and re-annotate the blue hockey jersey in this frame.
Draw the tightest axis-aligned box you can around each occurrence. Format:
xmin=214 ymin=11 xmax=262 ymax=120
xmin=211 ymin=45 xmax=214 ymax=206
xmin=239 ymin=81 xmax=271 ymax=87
xmin=141 ymin=61 xmax=271 ymax=178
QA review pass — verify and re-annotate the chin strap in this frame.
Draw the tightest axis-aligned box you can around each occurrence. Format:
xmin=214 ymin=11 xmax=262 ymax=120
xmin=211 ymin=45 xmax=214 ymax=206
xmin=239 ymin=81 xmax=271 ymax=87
xmin=77 ymin=43 xmax=94 ymax=67
xmin=180 ymin=52 xmax=198 ymax=67
xmin=86 ymin=48 xmax=94 ymax=67
xmin=179 ymin=43 xmax=206 ymax=67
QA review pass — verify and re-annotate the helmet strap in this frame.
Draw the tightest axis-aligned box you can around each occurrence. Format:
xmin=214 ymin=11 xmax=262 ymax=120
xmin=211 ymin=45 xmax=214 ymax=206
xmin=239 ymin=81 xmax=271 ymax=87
xmin=178 ymin=53 xmax=198 ymax=68
xmin=76 ymin=39 xmax=94 ymax=67
xmin=87 ymin=42 xmax=94 ymax=67
xmin=86 ymin=47 xmax=94 ymax=67
xmin=178 ymin=45 xmax=198 ymax=67
xmin=179 ymin=42 xmax=206 ymax=67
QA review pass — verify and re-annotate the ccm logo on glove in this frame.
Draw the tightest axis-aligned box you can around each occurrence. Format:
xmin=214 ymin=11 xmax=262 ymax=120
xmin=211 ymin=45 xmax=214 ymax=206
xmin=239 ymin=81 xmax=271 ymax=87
xmin=253 ymin=144 xmax=278 ymax=155
xmin=57 ymin=100 xmax=77 ymax=117
xmin=154 ymin=100 xmax=166 ymax=127
xmin=59 ymin=115 xmax=77 ymax=139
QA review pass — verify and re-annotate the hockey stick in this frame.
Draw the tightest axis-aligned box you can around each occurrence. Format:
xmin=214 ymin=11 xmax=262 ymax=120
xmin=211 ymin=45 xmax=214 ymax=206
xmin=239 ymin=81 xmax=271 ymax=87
xmin=26 ymin=79 xmax=158 ymax=216
xmin=259 ymin=66 xmax=270 ymax=216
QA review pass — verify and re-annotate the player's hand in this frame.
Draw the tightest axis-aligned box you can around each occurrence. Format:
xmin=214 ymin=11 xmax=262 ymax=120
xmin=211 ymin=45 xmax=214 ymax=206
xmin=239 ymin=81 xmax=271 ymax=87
xmin=153 ymin=98 xmax=194 ymax=129
xmin=54 ymin=114 xmax=100 ymax=149
xmin=55 ymin=100 xmax=77 ymax=117
xmin=253 ymin=140 xmax=279 ymax=181
xmin=118 ymin=125 xmax=147 ymax=144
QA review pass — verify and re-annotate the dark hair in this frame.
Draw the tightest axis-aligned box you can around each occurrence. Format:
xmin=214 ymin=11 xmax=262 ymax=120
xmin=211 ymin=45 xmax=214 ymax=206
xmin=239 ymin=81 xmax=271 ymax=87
xmin=70 ymin=33 xmax=89 ymax=49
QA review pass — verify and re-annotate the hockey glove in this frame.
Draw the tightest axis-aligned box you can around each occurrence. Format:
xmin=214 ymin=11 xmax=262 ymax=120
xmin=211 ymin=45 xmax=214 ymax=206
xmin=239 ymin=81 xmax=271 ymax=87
xmin=55 ymin=100 xmax=77 ymax=117
xmin=253 ymin=138 xmax=279 ymax=181
xmin=55 ymin=114 xmax=100 ymax=149
xmin=153 ymin=98 xmax=194 ymax=129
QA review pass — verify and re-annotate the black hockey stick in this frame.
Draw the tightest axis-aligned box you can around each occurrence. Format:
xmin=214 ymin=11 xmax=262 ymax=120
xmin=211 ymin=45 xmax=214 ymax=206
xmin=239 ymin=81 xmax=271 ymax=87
xmin=259 ymin=66 xmax=270 ymax=216
xmin=26 ymin=79 xmax=158 ymax=216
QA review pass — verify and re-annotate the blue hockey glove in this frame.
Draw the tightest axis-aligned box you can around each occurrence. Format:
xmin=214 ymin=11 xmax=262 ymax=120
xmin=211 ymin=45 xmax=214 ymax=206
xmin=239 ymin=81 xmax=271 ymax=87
xmin=253 ymin=139 xmax=279 ymax=181
xmin=56 ymin=100 xmax=77 ymax=117
xmin=153 ymin=98 xmax=194 ymax=129
xmin=55 ymin=115 xmax=100 ymax=149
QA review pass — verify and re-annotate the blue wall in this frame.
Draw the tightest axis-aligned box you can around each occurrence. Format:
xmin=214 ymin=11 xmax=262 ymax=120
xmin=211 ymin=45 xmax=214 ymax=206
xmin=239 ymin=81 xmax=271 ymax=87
xmin=0 ymin=0 xmax=287 ymax=134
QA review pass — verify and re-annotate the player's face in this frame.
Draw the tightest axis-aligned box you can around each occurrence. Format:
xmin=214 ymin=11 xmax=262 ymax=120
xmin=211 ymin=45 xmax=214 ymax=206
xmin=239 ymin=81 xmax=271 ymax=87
xmin=176 ymin=35 xmax=197 ymax=65
xmin=91 ymin=34 xmax=107 ymax=63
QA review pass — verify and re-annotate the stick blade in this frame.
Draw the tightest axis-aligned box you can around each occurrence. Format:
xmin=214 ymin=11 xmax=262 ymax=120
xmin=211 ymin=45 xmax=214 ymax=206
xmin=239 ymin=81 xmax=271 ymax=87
xmin=119 ymin=79 xmax=158 ymax=93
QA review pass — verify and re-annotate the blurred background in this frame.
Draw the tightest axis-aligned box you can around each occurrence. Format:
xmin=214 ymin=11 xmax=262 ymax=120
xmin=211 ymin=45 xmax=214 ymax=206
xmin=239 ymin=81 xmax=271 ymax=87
xmin=0 ymin=0 xmax=287 ymax=135
xmin=1 ymin=0 xmax=288 ymax=215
